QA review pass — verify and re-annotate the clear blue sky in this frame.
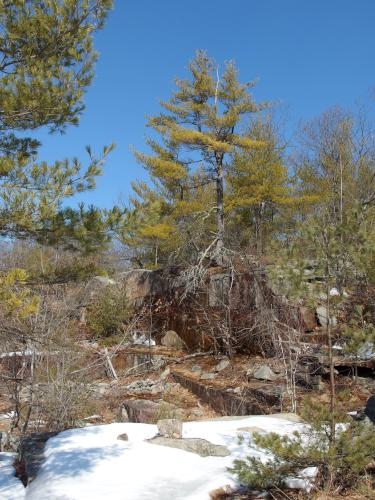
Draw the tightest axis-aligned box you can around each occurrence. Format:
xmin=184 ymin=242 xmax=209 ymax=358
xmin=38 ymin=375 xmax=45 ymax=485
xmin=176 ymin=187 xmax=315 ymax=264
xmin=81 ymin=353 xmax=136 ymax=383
xmin=34 ymin=0 xmax=375 ymax=208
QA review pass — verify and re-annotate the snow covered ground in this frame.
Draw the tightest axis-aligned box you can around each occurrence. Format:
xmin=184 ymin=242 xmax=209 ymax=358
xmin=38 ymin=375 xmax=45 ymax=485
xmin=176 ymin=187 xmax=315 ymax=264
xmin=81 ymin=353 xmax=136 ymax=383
xmin=1 ymin=414 xmax=310 ymax=500
xmin=0 ymin=453 xmax=25 ymax=500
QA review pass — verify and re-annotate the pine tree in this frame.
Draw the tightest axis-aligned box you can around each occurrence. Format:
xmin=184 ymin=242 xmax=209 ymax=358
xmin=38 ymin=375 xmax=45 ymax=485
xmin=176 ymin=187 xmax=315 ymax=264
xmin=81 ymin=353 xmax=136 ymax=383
xmin=0 ymin=1 xmax=114 ymax=242
xmin=0 ymin=1 xmax=114 ymax=311
xmin=119 ymin=181 xmax=177 ymax=268
xmin=133 ymin=51 xmax=265 ymax=262
xmin=230 ymin=398 xmax=375 ymax=494
xmin=0 ymin=0 xmax=112 ymax=134
xmin=227 ymin=116 xmax=293 ymax=254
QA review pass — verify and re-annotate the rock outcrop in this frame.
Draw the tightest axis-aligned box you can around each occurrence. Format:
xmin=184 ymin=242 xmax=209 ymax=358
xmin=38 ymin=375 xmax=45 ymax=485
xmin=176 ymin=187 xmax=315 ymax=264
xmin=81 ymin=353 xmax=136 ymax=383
xmin=148 ymin=437 xmax=230 ymax=457
xmin=118 ymin=269 xmax=165 ymax=305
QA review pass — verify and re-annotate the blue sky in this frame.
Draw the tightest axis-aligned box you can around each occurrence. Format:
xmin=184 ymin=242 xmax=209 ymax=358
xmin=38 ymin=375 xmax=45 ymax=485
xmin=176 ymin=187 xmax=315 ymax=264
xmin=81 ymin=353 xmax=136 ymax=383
xmin=34 ymin=0 xmax=375 ymax=208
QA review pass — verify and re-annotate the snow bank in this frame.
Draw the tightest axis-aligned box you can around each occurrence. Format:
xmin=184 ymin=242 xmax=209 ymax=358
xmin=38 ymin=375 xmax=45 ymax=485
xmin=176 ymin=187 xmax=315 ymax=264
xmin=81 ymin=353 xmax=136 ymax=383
xmin=24 ymin=415 xmax=307 ymax=500
xmin=0 ymin=453 xmax=25 ymax=499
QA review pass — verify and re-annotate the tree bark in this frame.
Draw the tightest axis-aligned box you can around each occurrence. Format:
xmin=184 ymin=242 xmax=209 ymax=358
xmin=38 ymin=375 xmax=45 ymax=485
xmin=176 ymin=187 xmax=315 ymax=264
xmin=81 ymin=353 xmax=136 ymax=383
xmin=215 ymin=158 xmax=225 ymax=261
xmin=326 ymin=274 xmax=336 ymax=444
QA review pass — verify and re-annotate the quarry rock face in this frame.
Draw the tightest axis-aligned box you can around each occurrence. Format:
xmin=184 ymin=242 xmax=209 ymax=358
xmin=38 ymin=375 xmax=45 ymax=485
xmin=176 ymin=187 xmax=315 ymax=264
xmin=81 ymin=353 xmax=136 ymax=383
xmin=86 ymin=276 xmax=117 ymax=300
xmin=164 ymin=267 xmax=301 ymax=353
xmin=299 ymin=306 xmax=317 ymax=331
xmin=118 ymin=269 xmax=165 ymax=305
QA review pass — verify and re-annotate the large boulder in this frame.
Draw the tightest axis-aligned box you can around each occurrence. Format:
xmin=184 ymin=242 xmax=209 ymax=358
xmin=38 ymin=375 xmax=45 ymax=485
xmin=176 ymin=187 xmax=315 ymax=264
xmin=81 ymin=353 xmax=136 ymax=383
xmin=121 ymin=400 xmax=160 ymax=424
xmin=148 ymin=437 xmax=230 ymax=457
xmin=121 ymin=399 xmax=179 ymax=424
xmin=160 ymin=330 xmax=186 ymax=350
xmin=118 ymin=269 xmax=165 ymax=305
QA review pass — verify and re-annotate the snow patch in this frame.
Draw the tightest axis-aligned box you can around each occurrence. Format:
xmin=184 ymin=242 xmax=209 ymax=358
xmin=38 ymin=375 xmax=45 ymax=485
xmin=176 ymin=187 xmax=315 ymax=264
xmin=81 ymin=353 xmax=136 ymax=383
xmin=0 ymin=453 xmax=25 ymax=499
xmin=23 ymin=416 xmax=312 ymax=500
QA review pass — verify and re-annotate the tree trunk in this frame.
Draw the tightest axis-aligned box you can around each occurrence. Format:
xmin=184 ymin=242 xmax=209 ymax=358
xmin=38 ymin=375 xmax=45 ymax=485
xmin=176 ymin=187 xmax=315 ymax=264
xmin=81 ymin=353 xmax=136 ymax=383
xmin=215 ymin=159 xmax=225 ymax=261
xmin=326 ymin=277 xmax=336 ymax=444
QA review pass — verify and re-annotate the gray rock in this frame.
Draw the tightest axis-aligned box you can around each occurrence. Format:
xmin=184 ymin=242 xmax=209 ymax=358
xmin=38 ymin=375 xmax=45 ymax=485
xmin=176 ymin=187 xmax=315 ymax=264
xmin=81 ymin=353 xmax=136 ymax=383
xmin=253 ymin=365 xmax=277 ymax=381
xmin=91 ymin=276 xmax=117 ymax=286
xmin=121 ymin=399 xmax=179 ymax=424
xmin=84 ymin=276 xmax=117 ymax=308
xmin=125 ymin=379 xmax=163 ymax=395
xmin=191 ymin=365 xmax=201 ymax=373
xmin=117 ymin=433 xmax=128 ymax=441
xmin=213 ymin=358 xmax=230 ymax=372
xmin=118 ymin=406 xmax=129 ymax=422
xmin=0 ymin=431 xmax=9 ymax=452
xmin=94 ymin=382 xmax=111 ymax=396
xmin=132 ymin=335 xmax=156 ymax=347
xmin=19 ymin=387 xmax=30 ymax=402
xmin=160 ymin=367 xmax=170 ymax=380
xmin=121 ymin=399 xmax=160 ymax=424
xmin=208 ymin=272 xmax=231 ymax=307
xmin=200 ymin=372 xmax=216 ymax=380
xmin=157 ymin=419 xmax=183 ymax=439
xmin=357 ymin=342 xmax=374 ymax=360
xmin=316 ymin=306 xmax=337 ymax=327
xmin=237 ymin=426 xmax=265 ymax=434
xmin=148 ymin=437 xmax=230 ymax=457
xmin=161 ymin=330 xmax=186 ymax=350
xmin=356 ymin=376 xmax=375 ymax=386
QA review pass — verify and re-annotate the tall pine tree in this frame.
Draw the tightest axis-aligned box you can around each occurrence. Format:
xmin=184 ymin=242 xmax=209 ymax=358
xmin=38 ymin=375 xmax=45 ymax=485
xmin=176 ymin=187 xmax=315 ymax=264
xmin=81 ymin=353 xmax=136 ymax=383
xmin=133 ymin=51 xmax=265 ymax=262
